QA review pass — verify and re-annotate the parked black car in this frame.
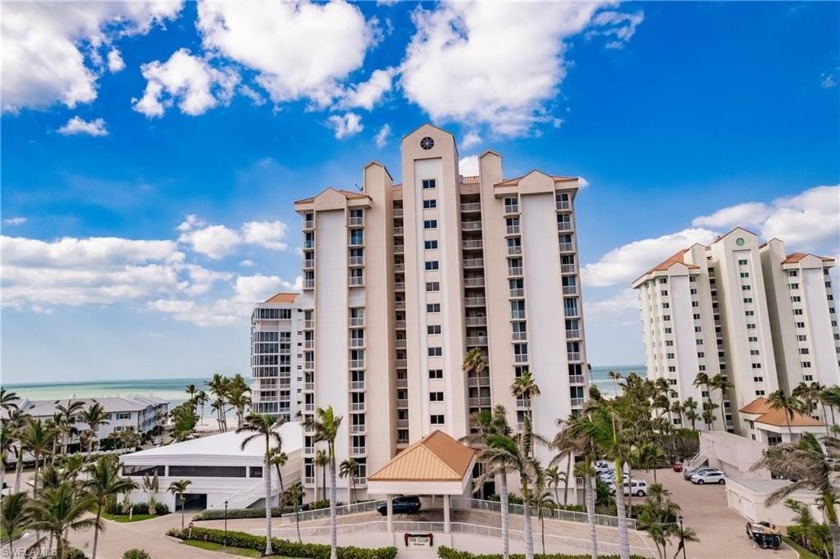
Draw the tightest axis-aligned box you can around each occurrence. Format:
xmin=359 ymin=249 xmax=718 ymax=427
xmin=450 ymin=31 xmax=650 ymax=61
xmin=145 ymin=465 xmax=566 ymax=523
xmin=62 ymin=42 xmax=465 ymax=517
xmin=377 ymin=495 xmax=421 ymax=515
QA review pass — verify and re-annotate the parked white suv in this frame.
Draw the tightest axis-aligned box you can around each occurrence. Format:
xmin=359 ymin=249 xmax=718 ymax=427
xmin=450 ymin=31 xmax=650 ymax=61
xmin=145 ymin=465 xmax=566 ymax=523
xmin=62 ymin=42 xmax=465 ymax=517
xmin=609 ymin=479 xmax=649 ymax=496
xmin=691 ymin=469 xmax=725 ymax=485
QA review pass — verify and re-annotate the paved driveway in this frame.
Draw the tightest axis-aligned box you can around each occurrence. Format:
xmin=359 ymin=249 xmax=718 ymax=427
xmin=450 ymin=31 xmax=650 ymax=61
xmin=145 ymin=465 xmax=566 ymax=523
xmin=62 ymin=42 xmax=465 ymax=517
xmin=641 ymin=468 xmax=796 ymax=559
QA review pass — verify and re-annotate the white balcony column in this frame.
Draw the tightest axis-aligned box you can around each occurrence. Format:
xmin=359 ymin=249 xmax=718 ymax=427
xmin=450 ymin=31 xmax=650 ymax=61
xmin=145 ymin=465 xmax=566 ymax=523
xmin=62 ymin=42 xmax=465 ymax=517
xmin=386 ymin=495 xmax=393 ymax=533
xmin=443 ymin=494 xmax=451 ymax=534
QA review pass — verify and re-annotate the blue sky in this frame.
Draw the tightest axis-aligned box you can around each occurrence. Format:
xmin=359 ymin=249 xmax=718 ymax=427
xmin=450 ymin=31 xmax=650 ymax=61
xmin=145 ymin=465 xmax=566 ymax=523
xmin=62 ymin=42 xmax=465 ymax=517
xmin=2 ymin=1 xmax=838 ymax=384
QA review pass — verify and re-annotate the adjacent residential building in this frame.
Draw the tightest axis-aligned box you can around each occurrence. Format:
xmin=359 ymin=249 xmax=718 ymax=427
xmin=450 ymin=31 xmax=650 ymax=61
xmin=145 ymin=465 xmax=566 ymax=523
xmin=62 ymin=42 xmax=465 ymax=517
xmin=293 ymin=124 xmax=589 ymax=501
xmin=633 ymin=228 xmax=839 ymax=435
xmin=249 ymin=292 xmax=302 ymax=421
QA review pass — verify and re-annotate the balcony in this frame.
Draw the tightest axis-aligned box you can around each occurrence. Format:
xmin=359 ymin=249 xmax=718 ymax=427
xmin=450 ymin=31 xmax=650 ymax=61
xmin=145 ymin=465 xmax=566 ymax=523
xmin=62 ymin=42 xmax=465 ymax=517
xmin=349 ymin=360 xmax=365 ymax=369
xmin=303 ymin=476 xmax=315 ymax=485
xmin=464 ymin=277 xmax=485 ymax=287
xmin=395 ymin=320 xmax=406 ymax=329
xmin=515 ymin=398 xmax=530 ymax=408
xmin=394 ymin=262 xmax=405 ymax=272
xmin=348 ymin=256 xmax=364 ymax=267
xmin=303 ymin=279 xmax=315 ymax=290
xmin=397 ymin=419 xmax=409 ymax=429
xmin=395 ymin=300 xmax=406 ymax=310
xmin=304 ymin=403 xmax=315 ymax=412
xmin=504 ymin=204 xmax=519 ymax=215
xmin=571 ymin=397 xmax=585 ymax=407
xmin=466 ymin=336 xmax=488 ymax=346
xmin=351 ymin=446 xmax=366 ymax=456
xmin=304 ymin=340 xmax=314 ymax=349
xmin=558 ymin=222 xmax=573 ymax=232
xmin=349 ymin=317 xmax=364 ymax=327
xmin=514 ymin=354 xmax=529 ymax=363
xmin=394 ymin=244 xmax=404 ymax=254
xmin=465 ymin=316 xmax=487 ymax=327
xmin=462 ymin=221 xmax=482 ymax=231
xmin=461 ymin=202 xmax=482 ymax=213
xmin=508 ymin=267 xmax=523 ymax=277
xmin=507 ymin=246 xmax=522 ymax=256
xmin=512 ymin=331 xmax=527 ymax=341
xmin=465 ymin=297 xmax=487 ymax=307
xmin=396 ymin=399 xmax=408 ymax=408
xmin=303 ymin=259 xmax=315 ymax=270
xmin=394 ymin=226 xmax=404 ymax=236
xmin=566 ymin=329 xmax=580 ymax=339
xmin=559 ymin=242 xmax=574 ymax=253
xmin=506 ymin=225 xmax=520 ymax=235
xmin=394 ymin=282 xmax=405 ymax=291
xmin=304 ymin=220 xmax=314 ymax=230
xmin=560 ymin=264 xmax=576 ymax=274
xmin=350 ymin=402 xmax=366 ymax=412
xmin=348 ymin=216 xmax=364 ymax=227
xmin=349 ymin=339 xmax=365 ymax=348
xmin=569 ymin=375 xmax=585 ymax=385
xmin=463 ymin=240 xmax=483 ymax=250
xmin=396 ymin=359 xmax=407 ymax=368
xmin=563 ymin=286 xmax=577 ymax=295
xmin=395 ymin=339 xmax=406 ymax=349
xmin=556 ymin=200 xmax=571 ymax=211
xmin=393 ymin=208 xmax=403 ymax=217
xmin=304 ymin=361 xmax=315 ymax=370
xmin=303 ymin=382 xmax=314 ymax=391
xmin=349 ymin=381 xmax=365 ymax=391
xmin=349 ymin=276 xmax=365 ymax=287
xmin=304 ymin=320 xmax=315 ymax=330
xmin=509 ymin=288 xmax=524 ymax=298
xmin=469 ymin=397 xmax=492 ymax=408
xmin=467 ymin=376 xmax=490 ymax=387
xmin=464 ymin=258 xmax=484 ymax=268
xmin=304 ymin=446 xmax=315 ymax=456
xmin=511 ymin=310 xmax=526 ymax=320
xmin=351 ymin=424 xmax=366 ymax=434
xmin=304 ymin=240 xmax=315 ymax=249
xmin=396 ymin=377 xmax=407 ymax=389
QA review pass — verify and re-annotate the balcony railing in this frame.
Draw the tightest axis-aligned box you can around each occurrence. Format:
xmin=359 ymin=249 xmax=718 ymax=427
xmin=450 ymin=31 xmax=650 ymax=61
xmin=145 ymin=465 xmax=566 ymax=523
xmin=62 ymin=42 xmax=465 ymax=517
xmin=397 ymin=419 xmax=409 ymax=429
xmin=504 ymin=204 xmax=519 ymax=215
xmin=463 ymin=240 xmax=483 ymax=250
xmin=461 ymin=202 xmax=482 ymax=212
xmin=303 ymin=259 xmax=315 ymax=269
xmin=464 ymin=277 xmax=485 ymax=287
xmin=349 ymin=381 xmax=365 ymax=391
xmin=466 ymin=336 xmax=488 ymax=346
xmin=563 ymin=286 xmax=577 ymax=295
xmin=464 ymin=258 xmax=484 ymax=268
xmin=465 ymin=316 xmax=487 ymax=326
xmin=516 ymin=398 xmax=530 ymax=408
xmin=566 ymin=329 xmax=580 ymax=339
xmin=396 ymin=359 xmax=407 ymax=368
xmin=514 ymin=354 xmax=529 ymax=363
xmin=349 ymin=317 xmax=364 ymax=327
xmin=561 ymin=264 xmax=576 ymax=274
xmin=396 ymin=399 xmax=408 ymax=408
xmin=350 ymin=402 xmax=365 ymax=412
xmin=465 ymin=297 xmax=487 ymax=307
xmin=394 ymin=226 xmax=404 ymax=236
xmin=395 ymin=339 xmax=406 ymax=349
xmin=571 ymin=397 xmax=585 ymax=406
xmin=348 ymin=216 xmax=364 ymax=226
xmin=348 ymin=256 xmax=364 ymax=266
xmin=304 ymin=340 xmax=314 ymax=349
xmin=351 ymin=424 xmax=366 ymax=434
xmin=462 ymin=221 xmax=482 ymax=231
xmin=349 ymin=339 xmax=365 ymax=348
xmin=394 ymin=282 xmax=405 ymax=291
xmin=303 ymin=382 xmax=314 ymax=391
xmin=304 ymin=361 xmax=315 ymax=370
xmin=304 ymin=446 xmax=314 ymax=456
xmin=304 ymin=320 xmax=315 ymax=329
xmin=395 ymin=301 xmax=405 ymax=310
xmin=393 ymin=208 xmax=403 ymax=217
xmin=558 ymin=222 xmax=573 ymax=232
xmin=506 ymin=225 xmax=520 ymax=235
xmin=559 ymin=242 xmax=574 ymax=253
xmin=511 ymin=310 xmax=526 ymax=320
xmin=349 ymin=360 xmax=365 ymax=369
xmin=394 ymin=244 xmax=404 ymax=254
xmin=304 ymin=403 xmax=315 ymax=412
xmin=569 ymin=375 xmax=585 ymax=385
xmin=349 ymin=277 xmax=364 ymax=287
xmin=394 ymin=263 xmax=405 ymax=272
xmin=304 ymin=220 xmax=314 ymax=230
xmin=396 ymin=377 xmax=407 ymax=389
xmin=509 ymin=288 xmax=524 ymax=298
xmin=303 ymin=279 xmax=315 ymax=289
xmin=469 ymin=397 xmax=492 ymax=408
xmin=512 ymin=332 xmax=527 ymax=341
xmin=508 ymin=267 xmax=523 ymax=277
xmin=556 ymin=200 xmax=571 ymax=211
xmin=507 ymin=246 xmax=522 ymax=256
xmin=467 ymin=376 xmax=491 ymax=387
xmin=395 ymin=320 xmax=406 ymax=329
xmin=351 ymin=446 xmax=366 ymax=456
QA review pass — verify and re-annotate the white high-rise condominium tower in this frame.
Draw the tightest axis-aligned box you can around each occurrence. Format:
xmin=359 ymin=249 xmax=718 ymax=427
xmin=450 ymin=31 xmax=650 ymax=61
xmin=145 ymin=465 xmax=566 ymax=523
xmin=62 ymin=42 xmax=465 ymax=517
xmin=633 ymin=227 xmax=839 ymax=434
xmin=250 ymin=292 xmax=302 ymax=422
xmin=293 ymin=124 xmax=589 ymax=501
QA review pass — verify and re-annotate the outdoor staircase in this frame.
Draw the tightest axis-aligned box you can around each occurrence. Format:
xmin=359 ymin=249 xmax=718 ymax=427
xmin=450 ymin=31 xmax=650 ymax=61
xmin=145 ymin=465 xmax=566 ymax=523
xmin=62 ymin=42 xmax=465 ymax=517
xmin=684 ymin=451 xmax=709 ymax=471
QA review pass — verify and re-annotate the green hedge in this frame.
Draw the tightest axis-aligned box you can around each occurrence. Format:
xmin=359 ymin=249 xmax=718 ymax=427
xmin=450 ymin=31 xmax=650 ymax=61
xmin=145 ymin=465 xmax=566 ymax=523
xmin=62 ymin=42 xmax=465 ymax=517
xmin=167 ymin=526 xmax=397 ymax=559
xmin=107 ymin=502 xmax=169 ymax=516
xmin=192 ymin=500 xmax=349 ymax=521
xmin=437 ymin=547 xmax=648 ymax=559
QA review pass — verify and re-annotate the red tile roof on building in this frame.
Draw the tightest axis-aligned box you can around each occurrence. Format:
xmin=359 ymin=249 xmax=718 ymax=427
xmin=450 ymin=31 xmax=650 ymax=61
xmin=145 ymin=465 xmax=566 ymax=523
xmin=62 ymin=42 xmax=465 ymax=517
xmin=264 ymin=293 xmax=297 ymax=304
xmin=367 ymin=430 xmax=475 ymax=482
xmin=782 ymin=252 xmax=835 ymax=264
xmin=294 ymin=188 xmax=370 ymax=205
xmin=634 ymin=249 xmax=701 ymax=282
xmin=495 ymin=174 xmax=578 ymax=187
xmin=739 ymin=397 xmax=826 ymax=427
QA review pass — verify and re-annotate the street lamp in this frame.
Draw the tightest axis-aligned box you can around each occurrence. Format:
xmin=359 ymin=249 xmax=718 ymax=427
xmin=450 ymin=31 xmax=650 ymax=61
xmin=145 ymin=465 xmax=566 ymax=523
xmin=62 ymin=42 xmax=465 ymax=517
xmin=678 ymin=514 xmax=687 ymax=559
xmin=224 ymin=500 xmax=228 ymax=547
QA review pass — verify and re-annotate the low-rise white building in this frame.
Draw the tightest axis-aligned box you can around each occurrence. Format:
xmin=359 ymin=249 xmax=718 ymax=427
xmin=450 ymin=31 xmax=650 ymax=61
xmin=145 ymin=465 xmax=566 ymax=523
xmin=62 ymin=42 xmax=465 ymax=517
xmin=727 ymin=478 xmax=825 ymax=526
xmin=120 ymin=421 xmax=303 ymax=511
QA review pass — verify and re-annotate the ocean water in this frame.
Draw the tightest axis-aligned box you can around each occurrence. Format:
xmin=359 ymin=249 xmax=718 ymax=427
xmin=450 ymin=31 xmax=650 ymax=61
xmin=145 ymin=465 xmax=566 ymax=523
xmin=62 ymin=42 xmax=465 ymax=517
xmin=589 ymin=364 xmax=647 ymax=398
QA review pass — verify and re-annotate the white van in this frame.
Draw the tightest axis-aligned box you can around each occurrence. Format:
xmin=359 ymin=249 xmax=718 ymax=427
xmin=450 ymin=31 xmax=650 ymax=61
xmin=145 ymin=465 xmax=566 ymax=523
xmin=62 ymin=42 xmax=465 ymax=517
xmin=609 ymin=479 xmax=648 ymax=497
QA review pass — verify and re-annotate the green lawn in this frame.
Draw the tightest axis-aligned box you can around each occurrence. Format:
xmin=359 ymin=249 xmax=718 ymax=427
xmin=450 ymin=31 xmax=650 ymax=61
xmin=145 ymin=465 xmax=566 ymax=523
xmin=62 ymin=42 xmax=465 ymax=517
xmin=782 ymin=536 xmax=824 ymax=559
xmin=101 ymin=512 xmax=158 ymax=522
xmin=182 ymin=540 xmax=296 ymax=558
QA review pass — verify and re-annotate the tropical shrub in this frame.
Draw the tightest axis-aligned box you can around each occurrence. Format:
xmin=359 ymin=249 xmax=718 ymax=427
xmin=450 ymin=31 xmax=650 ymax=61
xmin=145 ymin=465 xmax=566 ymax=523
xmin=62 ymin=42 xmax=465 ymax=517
xmin=123 ymin=549 xmax=152 ymax=559
xmin=106 ymin=502 xmax=168 ymax=515
xmin=436 ymin=547 xmax=648 ymax=559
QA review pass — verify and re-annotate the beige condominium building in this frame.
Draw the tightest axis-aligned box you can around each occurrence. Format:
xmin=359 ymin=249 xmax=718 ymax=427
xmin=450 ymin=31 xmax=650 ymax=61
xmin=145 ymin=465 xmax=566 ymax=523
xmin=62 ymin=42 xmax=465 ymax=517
xmin=293 ymin=124 xmax=589 ymax=501
xmin=633 ymin=227 xmax=839 ymax=435
xmin=250 ymin=292 xmax=302 ymax=422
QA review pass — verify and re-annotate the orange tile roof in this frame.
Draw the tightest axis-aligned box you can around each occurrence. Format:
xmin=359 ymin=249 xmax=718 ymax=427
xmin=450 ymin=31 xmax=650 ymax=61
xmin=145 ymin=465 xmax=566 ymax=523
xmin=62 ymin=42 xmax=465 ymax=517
xmin=782 ymin=252 xmax=834 ymax=264
xmin=634 ymin=249 xmax=700 ymax=282
xmin=739 ymin=397 xmax=771 ymax=415
xmin=462 ymin=175 xmax=480 ymax=184
xmin=495 ymin=174 xmax=577 ymax=187
xmin=755 ymin=408 xmax=826 ymax=428
xmin=368 ymin=430 xmax=475 ymax=482
xmin=264 ymin=292 xmax=297 ymax=304
xmin=294 ymin=188 xmax=370 ymax=205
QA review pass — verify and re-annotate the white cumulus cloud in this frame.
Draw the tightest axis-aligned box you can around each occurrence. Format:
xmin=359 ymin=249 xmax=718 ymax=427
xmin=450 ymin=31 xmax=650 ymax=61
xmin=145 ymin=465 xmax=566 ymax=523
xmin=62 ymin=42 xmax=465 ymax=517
xmin=459 ymin=155 xmax=480 ymax=177
xmin=461 ymin=132 xmax=481 ymax=149
xmin=241 ymin=221 xmax=288 ymax=251
xmin=3 ymin=217 xmax=27 ymax=226
xmin=196 ymin=0 xmax=375 ymax=107
xmin=57 ymin=116 xmax=109 ymax=137
xmin=107 ymin=49 xmax=126 ymax=73
xmin=178 ymin=224 xmax=241 ymax=260
xmin=328 ymin=112 xmax=364 ymax=139
xmin=338 ymin=68 xmax=397 ymax=110
xmin=133 ymin=49 xmax=239 ymax=117
xmin=177 ymin=216 xmax=291 ymax=258
xmin=375 ymin=124 xmax=392 ymax=148
xmin=1 ymin=1 xmax=183 ymax=112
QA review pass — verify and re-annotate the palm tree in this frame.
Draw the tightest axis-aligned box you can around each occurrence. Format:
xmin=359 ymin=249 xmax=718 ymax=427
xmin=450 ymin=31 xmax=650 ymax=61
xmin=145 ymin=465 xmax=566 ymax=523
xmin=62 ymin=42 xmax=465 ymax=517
xmin=19 ymin=417 xmax=56 ymax=498
xmin=768 ymin=389 xmax=802 ymax=439
xmin=632 ymin=442 xmax=668 ymax=484
xmin=511 ymin=370 xmax=541 ymax=423
xmin=284 ymin=482 xmax=304 ymax=543
xmin=544 ymin=465 xmax=565 ymax=508
xmin=573 ymin=460 xmax=598 ymax=559
xmin=709 ymin=374 xmax=734 ymax=430
xmin=477 ymin=427 xmax=539 ymax=559
xmin=168 ymin=479 xmax=193 ymax=530
xmin=339 ymin=458 xmax=360 ymax=504
xmin=821 ymin=386 xmax=840 ymax=427
xmin=607 ymin=370 xmax=624 ymax=398
xmin=81 ymin=402 xmax=109 ymax=456
xmin=26 ymin=482 xmax=100 ymax=559
xmin=270 ymin=446 xmax=288 ymax=499
xmin=463 ymin=347 xmax=487 ymax=376
xmin=206 ymin=374 xmax=230 ymax=432
xmin=85 ymin=455 xmax=138 ymax=559
xmin=185 ymin=383 xmax=198 ymax=401
xmin=752 ymin=434 xmax=840 ymax=557
xmin=0 ymin=388 xmax=20 ymax=420
xmin=693 ymin=373 xmax=713 ymax=430
xmin=237 ymin=413 xmax=285 ymax=557
xmin=54 ymin=399 xmax=84 ymax=456
xmin=0 ymin=425 xmax=15 ymax=488
xmin=141 ymin=472 xmax=159 ymax=515
xmin=1 ymin=491 xmax=28 ymax=559
xmin=682 ymin=398 xmax=700 ymax=431
xmin=315 ymin=449 xmax=329 ymax=502
xmin=531 ymin=466 xmax=556 ymax=557
xmin=303 ymin=406 xmax=343 ymax=559
xmin=228 ymin=374 xmax=252 ymax=430
xmin=550 ymin=421 xmax=581 ymax=506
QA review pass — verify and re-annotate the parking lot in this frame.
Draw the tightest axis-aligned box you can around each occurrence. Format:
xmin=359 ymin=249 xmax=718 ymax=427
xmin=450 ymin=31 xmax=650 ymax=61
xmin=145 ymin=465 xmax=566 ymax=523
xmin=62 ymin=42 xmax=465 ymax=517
xmin=639 ymin=467 xmax=797 ymax=559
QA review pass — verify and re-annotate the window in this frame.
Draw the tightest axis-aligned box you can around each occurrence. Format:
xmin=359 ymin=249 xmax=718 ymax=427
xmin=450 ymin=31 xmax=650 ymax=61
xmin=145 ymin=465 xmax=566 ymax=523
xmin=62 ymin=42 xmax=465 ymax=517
xmin=691 ymin=301 xmax=699 ymax=307
xmin=748 ymin=336 xmax=758 ymax=342
xmin=427 ymin=304 xmax=441 ymax=313
xmin=799 ymin=348 xmax=810 ymax=355
xmin=665 ymin=340 xmax=674 ymax=346
xmin=663 ymin=315 xmax=671 ymax=321
xmin=427 ymin=325 xmax=442 ymax=335
xmin=668 ymin=366 xmax=676 ymax=372
xmin=801 ymin=361 xmax=811 ymax=368
xmin=690 ymin=289 xmax=697 ymax=295
xmin=742 ymin=285 xmax=751 ymax=291
xmin=430 ymin=392 xmax=444 ymax=402
xmin=429 ymin=369 xmax=443 ymax=379
xmin=791 ymin=296 xmax=801 ymax=303
xmin=750 ymin=349 xmax=760 ymax=355
xmin=428 ymin=347 xmax=442 ymax=356
xmin=424 ymin=219 xmax=438 ymax=229
xmin=740 ymin=272 xmax=749 ymax=278
xmin=738 ymin=259 xmax=748 ymax=265
xmin=696 ymin=339 xmax=704 ymax=345
xmin=422 ymin=179 xmax=436 ymax=189
xmin=753 ymin=377 xmax=763 ymax=383
xmin=425 ymin=261 xmax=439 ymax=270
xmin=756 ymin=390 xmax=766 ymax=397
xmin=787 ymin=270 xmax=798 ymax=277
xmin=661 ymin=290 xmax=669 ymax=296
xmin=747 ymin=323 xmax=756 ymax=329
xmin=426 ymin=282 xmax=440 ymax=292
xmin=666 ymin=353 xmax=675 ymax=359
xmin=804 ymin=375 xmax=814 ymax=382
xmin=794 ymin=309 xmax=804 ymax=315
xmin=430 ymin=415 xmax=445 ymax=424
xmin=697 ymin=351 xmax=706 ymax=358
xmin=693 ymin=313 xmax=700 ymax=320
xmin=423 ymin=199 xmax=437 ymax=209
xmin=744 ymin=298 xmax=753 ymax=303
xmin=796 ymin=322 xmax=805 ymax=328
xmin=797 ymin=335 xmax=807 ymax=342
xmin=664 ymin=328 xmax=672 ymax=334
xmin=662 ymin=302 xmax=670 ymax=309
xmin=116 ymin=412 xmax=131 ymax=420
xmin=789 ymin=283 xmax=799 ymax=290
xmin=745 ymin=310 xmax=754 ymax=316
xmin=424 ymin=240 xmax=438 ymax=250
xmin=659 ymin=278 xmax=667 ymax=284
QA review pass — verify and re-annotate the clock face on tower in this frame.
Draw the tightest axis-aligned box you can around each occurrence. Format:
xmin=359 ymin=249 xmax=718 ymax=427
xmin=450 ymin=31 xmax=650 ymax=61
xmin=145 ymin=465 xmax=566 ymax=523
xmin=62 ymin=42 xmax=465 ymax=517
xmin=420 ymin=136 xmax=435 ymax=150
